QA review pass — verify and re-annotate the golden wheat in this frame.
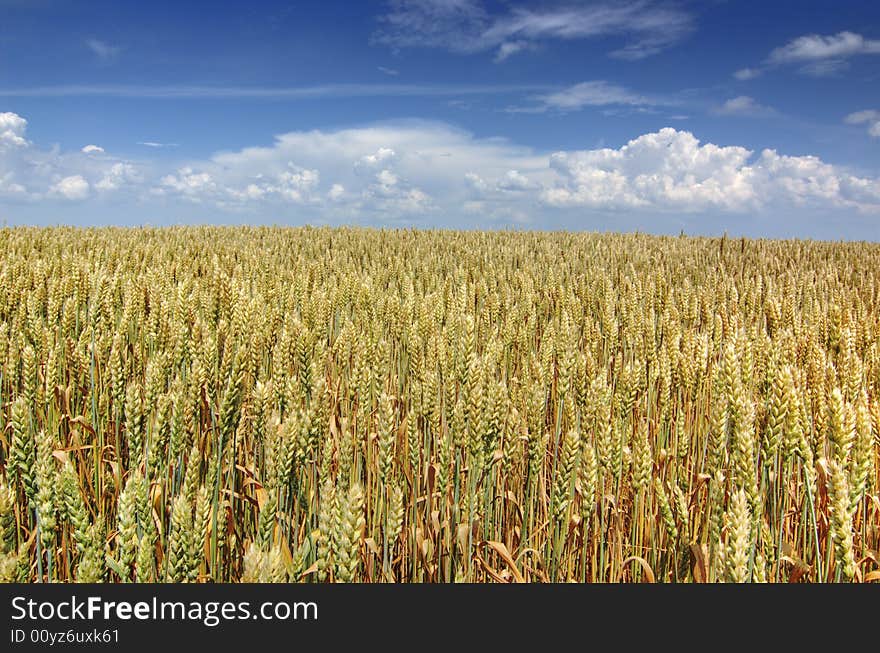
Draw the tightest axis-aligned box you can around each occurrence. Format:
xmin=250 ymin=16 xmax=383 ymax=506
xmin=0 ymin=226 xmax=878 ymax=583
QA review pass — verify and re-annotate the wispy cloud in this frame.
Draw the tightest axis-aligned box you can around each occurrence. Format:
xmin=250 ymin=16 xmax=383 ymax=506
xmin=768 ymin=31 xmax=880 ymax=65
xmin=733 ymin=67 xmax=761 ymax=81
xmin=447 ymin=99 xmax=472 ymax=110
xmin=372 ymin=1 xmax=693 ymax=62
xmin=377 ymin=66 xmax=400 ymax=76
xmin=493 ymin=40 xmax=534 ymax=62
xmin=137 ymin=141 xmax=180 ymax=148
xmin=711 ymin=96 xmax=776 ymax=117
xmin=845 ymin=110 xmax=880 ymax=138
xmin=86 ymin=38 xmax=121 ymax=60
xmin=0 ymin=82 xmax=552 ymax=99
xmin=506 ymin=81 xmax=671 ymax=114
xmin=735 ymin=31 xmax=880 ymax=79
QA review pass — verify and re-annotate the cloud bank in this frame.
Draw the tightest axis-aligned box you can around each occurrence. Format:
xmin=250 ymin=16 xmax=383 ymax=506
xmin=542 ymin=128 xmax=879 ymax=213
xmin=2 ymin=112 xmax=879 ymax=232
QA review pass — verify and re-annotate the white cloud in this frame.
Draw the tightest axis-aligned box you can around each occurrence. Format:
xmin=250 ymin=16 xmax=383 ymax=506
xmin=159 ymin=160 xmax=322 ymax=206
xmin=160 ymin=168 xmax=216 ymax=200
xmin=542 ymin=128 xmax=880 ymax=213
xmin=733 ymin=67 xmax=761 ymax=81
xmin=50 ymin=175 xmax=90 ymax=200
xmin=768 ymin=31 xmax=880 ymax=64
xmin=276 ymin=166 xmax=320 ymax=202
xmin=497 ymin=170 xmax=534 ymax=191
xmin=845 ymin=110 xmax=880 ymax=124
xmin=0 ymin=166 xmax=27 ymax=199
xmin=359 ymin=147 xmax=397 ymax=168
xmin=328 ymin=183 xmax=346 ymax=201
xmin=138 ymin=141 xmax=179 ymax=148
xmin=147 ymin=121 xmax=546 ymax=221
xmin=465 ymin=172 xmax=488 ymax=192
xmin=739 ymin=31 xmax=880 ymax=78
xmin=712 ymin=96 xmax=775 ymax=117
xmin=159 ymin=123 xmax=879 ymax=218
xmin=0 ymin=176 xmax=26 ymax=196
xmin=372 ymin=1 xmax=693 ymax=62
xmin=845 ymin=110 xmax=880 ymax=138
xmin=373 ymin=0 xmax=488 ymax=52
xmin=376 ymin=169 xmax=398 ymax=187
xmin=493 ymin=40 xmax=531 ymax=62
xmin=508 ymin=80 xmax=663 ymax=114
xmin=0 ymin=112 xmax=28 ymax=147
xmin=377 ymin=66 xmax=400 ymax=76
xmin=0 ymin=112 xmax=144 ymax=200
xmin=86 ymin=38 xmax=121 ymax=60
xmin=95 ymin=162 xmax=141 ymax=191
xmin=3 ymin=112 xmax=880 ymax=228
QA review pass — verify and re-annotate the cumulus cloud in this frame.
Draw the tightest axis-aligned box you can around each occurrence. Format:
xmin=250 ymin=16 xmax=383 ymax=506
xmin=358 ymin=147 xmax=397 ymax=168
xmin=375 ymin=169 xmax=398 ymax=187
xmin=497 ymin=170 xmax=535 ymax=191
xmin=136 ymin=124 xmax=880 ymax=219
xmin=96 ymin=162 xmax=142 ymax=191
xmin=50 ymin=175 xmax=90 ymax=200
xmin=0 ymin=112 xmax=28 ymax=147
xmin=328 ymin=183 xmax=346 ymax=201
xmin=159 ymin=168 xmax=216 ymax=200
xmin=275 ymin=167 xmax=321 ymax=202
xmin=3 ymin=112 xmax=880 ymax=227
xmin=465 ymin=172 xmax=489 ymax=193
xmin=542 ymin=128 xmax=880 ymax=213
xmin=737 ymin=31 xmax=880 ymax=78
xmin=147 ymin=121 xmax=547 ymax=221
xmin=372 ymin=1 xmax=693 ymax=62
xmin=0 ymin=111 xmax=145 ymax=201
xmin=845 ymin=110 xmax=880 ymax=138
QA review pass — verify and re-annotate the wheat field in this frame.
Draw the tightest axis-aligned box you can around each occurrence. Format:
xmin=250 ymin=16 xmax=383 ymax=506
xmin=0 ymin=226 xmax=878 ymax=583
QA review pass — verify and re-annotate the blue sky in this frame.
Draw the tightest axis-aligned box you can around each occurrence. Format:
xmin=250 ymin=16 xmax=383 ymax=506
xmin=1 ymin=0 xmax=879 ymax=239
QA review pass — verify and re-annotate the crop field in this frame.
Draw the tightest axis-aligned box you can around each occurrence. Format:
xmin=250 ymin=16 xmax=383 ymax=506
xmin=0 ymin=226 xmax=878 ymax=583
